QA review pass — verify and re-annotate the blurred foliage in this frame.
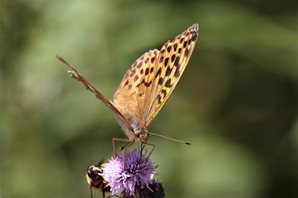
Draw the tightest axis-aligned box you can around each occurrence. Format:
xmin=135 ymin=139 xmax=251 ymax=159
xmin=1 ymin=0 xmax=297 ymax=198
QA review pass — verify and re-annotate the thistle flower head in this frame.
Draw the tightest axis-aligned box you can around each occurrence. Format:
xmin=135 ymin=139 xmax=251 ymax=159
xmin=101 ymin=149 xmax=155 ymax=196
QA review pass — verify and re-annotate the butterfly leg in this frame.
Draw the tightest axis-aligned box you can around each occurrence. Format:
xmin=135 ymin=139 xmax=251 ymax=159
xmin=112 ymin=137 xmax=131 ymax=156
xmin=112 ymin=138 xmax=136 ymax=170
xmin=141 ymin=142 xmax=155 ymax=162
xmin=120 ymin=139 xmax=135 ymax=151
xmin=140 ymin=143 xmax=146 ymax=154
xmin=90 ymin=186 xmax=93 ymax=198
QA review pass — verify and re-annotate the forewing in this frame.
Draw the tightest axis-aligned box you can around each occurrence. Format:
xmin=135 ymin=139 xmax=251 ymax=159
xmin=144 ymin=24 xmax=199 ymax=126
xmin=113 ymin=50 xmax=160 ymax=125
xmin=57 ymin=56 xmax=132 ymax=130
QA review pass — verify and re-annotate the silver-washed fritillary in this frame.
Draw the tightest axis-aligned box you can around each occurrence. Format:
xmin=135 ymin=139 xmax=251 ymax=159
xmin=57 ymin=24 xmax=199 ymax=149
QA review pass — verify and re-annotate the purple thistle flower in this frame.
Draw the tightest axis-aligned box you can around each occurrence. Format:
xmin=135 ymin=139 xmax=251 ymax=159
xmin=101 ymin=149 xmax=156 ymax=196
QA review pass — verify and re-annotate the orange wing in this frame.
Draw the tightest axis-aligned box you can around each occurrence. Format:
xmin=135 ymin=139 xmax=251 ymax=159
xmin=144 ymin=24 xmax=199 ymax=126
xmin=57 ymin=56 xmax=132 ymax=130
xmin=113 ymin=24 xmax=199 ymax=127
xmin=113 ymin=50 xmax=160 ymax=127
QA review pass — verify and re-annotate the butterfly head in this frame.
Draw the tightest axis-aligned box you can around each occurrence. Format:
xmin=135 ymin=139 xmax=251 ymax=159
xmin=138 ymin=128 xmax=149 ymax=143
xmin=133 ymin=127 xmax=149 ymax=142
xmin=131 ymin=119 xmax=149 ymax=142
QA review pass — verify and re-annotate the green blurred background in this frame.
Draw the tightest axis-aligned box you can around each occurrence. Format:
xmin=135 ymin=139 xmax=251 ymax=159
xmin=1 ymin=0 xmax=297 ymax=197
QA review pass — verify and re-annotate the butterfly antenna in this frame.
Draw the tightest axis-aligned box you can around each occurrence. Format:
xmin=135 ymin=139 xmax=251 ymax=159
xmin=149 ymin=132 xmax=191 ymax=145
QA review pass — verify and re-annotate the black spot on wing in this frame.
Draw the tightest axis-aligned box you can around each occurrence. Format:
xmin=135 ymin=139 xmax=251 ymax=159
xmin=145 ymin=68 xmax=149 ymax=75
xmin=165 ymin=79 xmax=172 ymax=88
xmin=155 ymin=68 xmax=162 ymax=77
xmin=164 ymin=57 xmax=169 ymax=67
xmin=124 ymin=80 xmax=129 ymax=86
xmin=134 ymin=75 xmax=139 ymax=81
xmin=173 ymin=43 xmax=178 ymax=51
xmin=144 ymin=80 xmax=152 ymax=87
xmin=158 ymin=77 xmax=164 ymax=85
xmin=157 ymin=95 xmax=162 ymax=104
xmin=174 ymin=68 xmax=180 ymax=77
xmin=150 ymin=67 xmax=154 ymax=73
xmin=161 ymin=89 xmax=167 ymax=97
xmin=174 ymin=56 xmax=181 ymax=77
xmin=171 ymin=54 xmax=176 ymax=62
xmin=165 ymin=66 xmax=173 ymax=76
xmin=167 ymin=46 xmax=172 ymax=52
xmin=184 ymin=48 xmax=189 ymax=57
xmin=129 ymin=69 xmax=136 ymax=77
xmin=159 ymin=56 xmax=164 ymax=63
xmin=174 ymin=56 xmax=180 ymax=67
xmin=179 ymin=37 xmax=184 ymax=43
xmin=188 ymin=39 xmax=191 ymax=45
xmin=137 ymin=62 xmax=142 ymax=68
xmin=151 ymin=57 xmax=156 ymax=63
xmin=192 ymin=31 xmax=198 ymax=41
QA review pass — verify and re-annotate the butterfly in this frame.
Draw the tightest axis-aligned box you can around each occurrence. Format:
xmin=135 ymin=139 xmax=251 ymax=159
xmin=86 ymin=160 xmax=111 ymax=198
xmin=57 ymin=24 xmax=199 ymax=151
